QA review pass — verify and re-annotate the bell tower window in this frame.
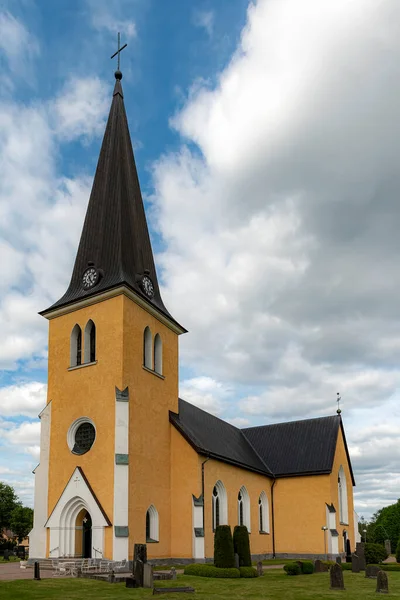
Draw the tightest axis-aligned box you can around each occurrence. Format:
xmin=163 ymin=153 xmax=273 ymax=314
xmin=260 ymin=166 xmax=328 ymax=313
xmin=84 ymin=320 xmax=96 ymax=363
xmin=70 ymin=325 xmax=82 ymax=367
xmin=154 ymin=334 xmax=162 ymax=375
xmin=144 ymin=326 xmax=152 ymax=369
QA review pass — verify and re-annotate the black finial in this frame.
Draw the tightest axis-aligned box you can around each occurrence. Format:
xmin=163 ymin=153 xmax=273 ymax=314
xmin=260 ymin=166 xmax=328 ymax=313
xmin=111 ymin=32 xmax=127 ymax=79
xmin=336 ymin=392 xmax=341 ymax=415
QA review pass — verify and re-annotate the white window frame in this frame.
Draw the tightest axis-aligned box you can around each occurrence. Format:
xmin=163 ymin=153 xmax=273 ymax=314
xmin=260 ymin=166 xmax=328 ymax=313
xmin=238 ymin=486 xmax=251 ymax=532
xmin=258 ymin=491 xmax=269 ymax=533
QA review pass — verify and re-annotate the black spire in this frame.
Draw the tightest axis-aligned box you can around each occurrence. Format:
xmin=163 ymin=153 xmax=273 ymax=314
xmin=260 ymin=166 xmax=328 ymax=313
xmin=42 ymin=74 xmax=184 ymax=332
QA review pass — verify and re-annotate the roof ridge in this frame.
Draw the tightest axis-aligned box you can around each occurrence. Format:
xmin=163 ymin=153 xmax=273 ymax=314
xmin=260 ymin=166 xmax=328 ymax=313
xmin=242 ymin=413 xmax=338 ymax=432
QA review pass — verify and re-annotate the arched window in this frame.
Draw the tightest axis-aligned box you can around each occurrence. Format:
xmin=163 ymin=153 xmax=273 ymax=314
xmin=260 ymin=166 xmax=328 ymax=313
xmin=238 ymin=486 xmax=251 ymax=532
xmin=145 ymin=505 xmax=159 ymax=542
xmin=338 ymin=466 xmax=348 ymax=524
xmin=212 ymin=480 xmax=228 ymax=531
xmin=154 ymin=334 xmax=162 ymax=375
xmin=70 ymin=325 xmax=82 ymax=367
xmin=143 ymin=327 xmax=152 ymax=369
xmin=258 ymin=491 xmax=269 ymax=533
xmin=84 ymin=320 xmax=96 ymax=363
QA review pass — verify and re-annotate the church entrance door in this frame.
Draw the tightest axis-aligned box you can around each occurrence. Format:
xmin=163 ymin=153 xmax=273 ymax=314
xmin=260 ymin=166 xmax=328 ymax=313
xmin=82 ymin=511 xmax=92 ymax=558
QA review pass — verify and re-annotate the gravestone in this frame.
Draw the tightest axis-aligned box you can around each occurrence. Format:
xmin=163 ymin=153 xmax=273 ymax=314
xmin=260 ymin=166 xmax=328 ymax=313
xmin=170 ymin=567 xmax=177 ymax=581
xmin=126 ymin=577 xmax=137 ymax=588
xmin=134 ymin=558 xmax=144 ymax=587
xmin=315 ymin=559 xmax=329 ymax=573
xmin=234 ymin=553 xmax=240 ymax=569
xmin=352 ymin=554 xmax=360 ymax=573
xmin=356 ymin=542 xmax=366 ymax=570
xmin=376 ymin=570 xmax=389 ymax=594
xmin=3 ymin=550 xmax=9 ymax=561
xmin=330 ymin=562 xmax=345 ymax=590
xmin=134 ymin=544 xmax=147 ymax=564
xmin=257 ymin=561 xmax=263 ymax=577
xmin=34 ymin=561 xmax=41 ymax=581
xmin=365 ymin=565 xmax=380 ymax=578
xmin=385 ymin=540 xmax=391 ymax=556
xmin=336 ymin=556 xmax=342 ymax=565
xmin=143 ymin=563 xmax=153 ymax=588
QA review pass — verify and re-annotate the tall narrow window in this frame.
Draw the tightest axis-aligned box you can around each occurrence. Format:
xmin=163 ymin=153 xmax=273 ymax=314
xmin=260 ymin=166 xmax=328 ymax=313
xmin=212 ymin=481 xmax=228 ymax=531
xmin=258 ymin=491 xmax=269 ymax=533
xmin=70 ymin=325 xmax=82 ymax=367
xmin=154 ymin=334 xmax=162 ymax=375
xmin=237 ymin=486 xmax=251 ymax=532
xmin=144 ymin=327 xmax=152 ymax=369
xmin=145 ymin=505 xmax=159 ymax=542
xmin=84 ymin=320 xmax=96 ymax=364
xmin=338 ymin=466 xmax=348 ymax=524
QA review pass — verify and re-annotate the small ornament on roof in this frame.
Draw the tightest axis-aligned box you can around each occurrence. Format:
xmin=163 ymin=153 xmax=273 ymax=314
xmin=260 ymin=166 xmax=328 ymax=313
xmin=111 ymin=32 xmax=127 ymax=79
xmin=336 ymin=392 xmax=341 ymax=415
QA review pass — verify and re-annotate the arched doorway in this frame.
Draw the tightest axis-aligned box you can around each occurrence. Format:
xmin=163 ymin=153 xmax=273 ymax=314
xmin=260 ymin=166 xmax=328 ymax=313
xmin=75 ymin=509 xmax=92 ymax=558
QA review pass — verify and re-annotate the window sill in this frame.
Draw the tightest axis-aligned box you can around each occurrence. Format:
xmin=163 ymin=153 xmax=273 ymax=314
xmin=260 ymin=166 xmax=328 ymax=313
xmin=142 ymin=365 xmax=165 ymax=380
xmin=68 ymin=360 xmax=97 ymax=371
xmin=146 ymin=538 xmax=159 ymax=544
xmin=339 ymin=522 xmax=349 ymax=526
xmin=259 ymin=531 xmax=269 ymax=535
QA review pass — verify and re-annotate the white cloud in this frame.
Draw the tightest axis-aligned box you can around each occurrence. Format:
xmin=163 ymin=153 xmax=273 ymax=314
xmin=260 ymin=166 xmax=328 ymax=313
xmin=192 ymin=10 xmax=214 ymax=37
xmin=0 ymin=11 xmax=39 ymax=86
xmin=180 ymin=376 xmax=232 ymax=416
xmin=53 ymin=77 xmax=110 ymax=142
xmin=0 ymin=383 xmax=46 ymax=418
xmin=86 ymin=0 xmax=137 ymax=39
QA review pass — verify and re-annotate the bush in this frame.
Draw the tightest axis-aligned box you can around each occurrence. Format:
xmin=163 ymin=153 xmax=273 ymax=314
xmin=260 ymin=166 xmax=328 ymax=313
xmin=184 ymin=564 xmax=240 ymax=578
xmin=341 ymin=562 xmax=352 ymax=570
xmin=379 ymin=564 xmax=400 ymax=572
xmin=214 ymin=525 xmax=235 ymax=568
xmin=239 ymin=566 xmax=258 ymax=578
xmin=233 ymin=525 xmax=252 ymax=567
xmin=365 ymin=543 xmax=388 ymax=565
xmin=284 ymin=562 xmax=301 ymax=576
xmin=301 ymin=560 xmax=314 ymax=574
xmin=396 ymin=538 xmax=400 ymax=563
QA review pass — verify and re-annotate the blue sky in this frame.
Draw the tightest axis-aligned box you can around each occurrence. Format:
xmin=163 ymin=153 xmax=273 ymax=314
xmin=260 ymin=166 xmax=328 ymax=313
xmin=2 ymin=0 xmax=400 ymax=520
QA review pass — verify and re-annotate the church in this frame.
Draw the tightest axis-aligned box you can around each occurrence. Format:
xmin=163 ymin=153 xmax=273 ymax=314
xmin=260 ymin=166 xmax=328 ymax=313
xmin=29 ymin=66 xmax=357 ymax=563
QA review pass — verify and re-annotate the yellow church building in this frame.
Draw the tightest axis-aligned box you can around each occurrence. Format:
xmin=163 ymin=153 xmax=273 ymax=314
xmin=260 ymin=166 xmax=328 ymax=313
xmin=29 ymin=68 xmax=357 ymax=563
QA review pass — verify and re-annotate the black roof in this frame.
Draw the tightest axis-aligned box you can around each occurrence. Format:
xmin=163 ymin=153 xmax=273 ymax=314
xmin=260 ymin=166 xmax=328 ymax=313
xmin=171 ymin=399 xmax=355 ymax=483
xmin=170 ymin=399 xmax=272 ymax=476
xmin=41 ymin=75 xmax=185 ymax=331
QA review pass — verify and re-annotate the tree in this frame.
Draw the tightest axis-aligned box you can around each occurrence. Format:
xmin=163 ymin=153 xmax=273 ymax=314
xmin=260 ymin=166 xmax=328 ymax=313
xmin=366 ymin=499 xmax=400 ymax=551
xmin=233 ymin=525 xmax=252 ymax=567
xmin=214 ymin=525 xmax=235 ymax=568
xmin=10 ymin=506 xmax=33 ymax=543
xmin=0 ymin=483 xmax=21 ymax=531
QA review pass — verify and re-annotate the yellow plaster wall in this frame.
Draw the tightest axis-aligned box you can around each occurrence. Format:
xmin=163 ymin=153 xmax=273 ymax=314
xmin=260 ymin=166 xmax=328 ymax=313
xmin=203 ymin=460 xmax=273 ymax=559
xmin=330 ymin=426 xmax=355 ymax=553
xmin=170 ymin=426 xmax=202 ymax=558
xmin=273 ymin=474 xmax=330 ymax=554
xmin=122 ymin=296 xmax=179 ymax=559
xmin=46 ymin=296 xmax=125 ymax=557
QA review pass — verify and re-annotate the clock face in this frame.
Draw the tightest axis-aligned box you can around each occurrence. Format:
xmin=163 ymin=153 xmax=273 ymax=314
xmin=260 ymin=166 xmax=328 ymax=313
xmin=141 ymin=275 xmax=154 ymax=298
xmin=82 ymin=267 xmax=98 ymax=289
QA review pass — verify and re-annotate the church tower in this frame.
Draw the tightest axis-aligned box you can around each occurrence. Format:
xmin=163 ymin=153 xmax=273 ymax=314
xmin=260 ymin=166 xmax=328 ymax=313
xmin=29 ymin=69 xmax=186 ymax=561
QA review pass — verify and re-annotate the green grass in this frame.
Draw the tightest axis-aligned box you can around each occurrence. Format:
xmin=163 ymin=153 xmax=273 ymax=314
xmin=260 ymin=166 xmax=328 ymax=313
xmin=0 ymin=570 xmax=399 ymax=599
xmin=0 ymin=556 xmax=20 ymax=563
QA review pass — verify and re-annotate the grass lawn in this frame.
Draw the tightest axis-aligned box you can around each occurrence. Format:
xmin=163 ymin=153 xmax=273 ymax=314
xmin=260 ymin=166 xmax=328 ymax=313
xmin=0 ymin=570 xmax=399 ymax=600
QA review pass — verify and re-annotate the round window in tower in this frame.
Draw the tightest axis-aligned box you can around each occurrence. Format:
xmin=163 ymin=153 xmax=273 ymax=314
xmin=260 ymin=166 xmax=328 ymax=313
xmin=67 ymin=417 xmax=96 ymax=455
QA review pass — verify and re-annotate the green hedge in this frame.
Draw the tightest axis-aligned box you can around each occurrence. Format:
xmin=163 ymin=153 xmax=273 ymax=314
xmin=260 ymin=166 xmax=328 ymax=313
xmin=184 ymin=564 xmax=240 ymax=578
xmin=300 ymin=560 xmax=314 ymax=574
xmin=365 ymin=543 xmax=388 ymax=565
xmin=233 ymin=526 xmax=252 ymax=567
xmin=341 ymin=562 xmax=352 ymax=570
xmin=239 ymin=566 xmax=258 ymax=578
xmin=367 ymin=563 xmax=400 ymax=572
xmin=396 ymin=538 xmax=400 ymax=564
xmin=284 ymin=562 xmax=301 ymax=576
xmin=214 ymin=525 xmax=235 ymax=568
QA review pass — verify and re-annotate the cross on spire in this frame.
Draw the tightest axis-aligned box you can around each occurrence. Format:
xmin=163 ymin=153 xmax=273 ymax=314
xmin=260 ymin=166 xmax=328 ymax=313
xmin=111 ymin=32 xmax=127 ymax=75
xmin=336 ymin=392 xmax=341 ymax=414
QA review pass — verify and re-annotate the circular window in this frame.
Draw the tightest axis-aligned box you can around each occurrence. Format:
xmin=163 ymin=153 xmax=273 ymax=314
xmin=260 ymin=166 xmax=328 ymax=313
xmin=67 ymin=417 xmax=96 ymax=455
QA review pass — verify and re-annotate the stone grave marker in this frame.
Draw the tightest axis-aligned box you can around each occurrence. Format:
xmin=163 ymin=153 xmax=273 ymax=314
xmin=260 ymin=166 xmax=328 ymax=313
xmin=143 ymin=563 xmax=153 ymax=588
xmin=315 ymin=559 xmax=329 ymax=573
xmin=330 ymin=562 xmax=345 ymax=590
xmin=134 ymin=558 xmax=144 ymax=587
xmin=356 ymin=542 xmax=366 ymax=570
xmin=170 ymin=567 xmax=177 ymax=580
xmin=365 ymin=564 xmax=380 ymax=578
xmin=376 ymin=570 xmax=389 ymax=594
xmin=234 ymin=553 xmax=239 ymax=569
xmin=351 ymin=554 xmax=360 ymax=573
xmin=3 ymin=550 xmax=9 ymax=561
xmin=257 ymin=561 xmax=263 ymax=577
xmin=385 ymin=540 xmax=391 ymax=556
xmin=336 ymin=556 xmax=342 ymax=565
xmin=134 ymin=543 xmax=147 ymax=565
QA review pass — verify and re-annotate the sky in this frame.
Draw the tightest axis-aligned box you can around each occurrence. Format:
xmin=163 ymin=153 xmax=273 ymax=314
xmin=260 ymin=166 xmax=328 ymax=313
xmin=0 ymin=0 xmax=399 ymax=522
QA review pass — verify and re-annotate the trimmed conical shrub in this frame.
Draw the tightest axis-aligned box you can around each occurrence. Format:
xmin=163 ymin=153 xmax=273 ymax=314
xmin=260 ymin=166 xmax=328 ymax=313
xmin=396 ymin=538 xmax=400 ymax=563
xmin=233 ymin=525 xmax=252 ymax=567
xmin=214 ymin=525 xmax=235 ymax=568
